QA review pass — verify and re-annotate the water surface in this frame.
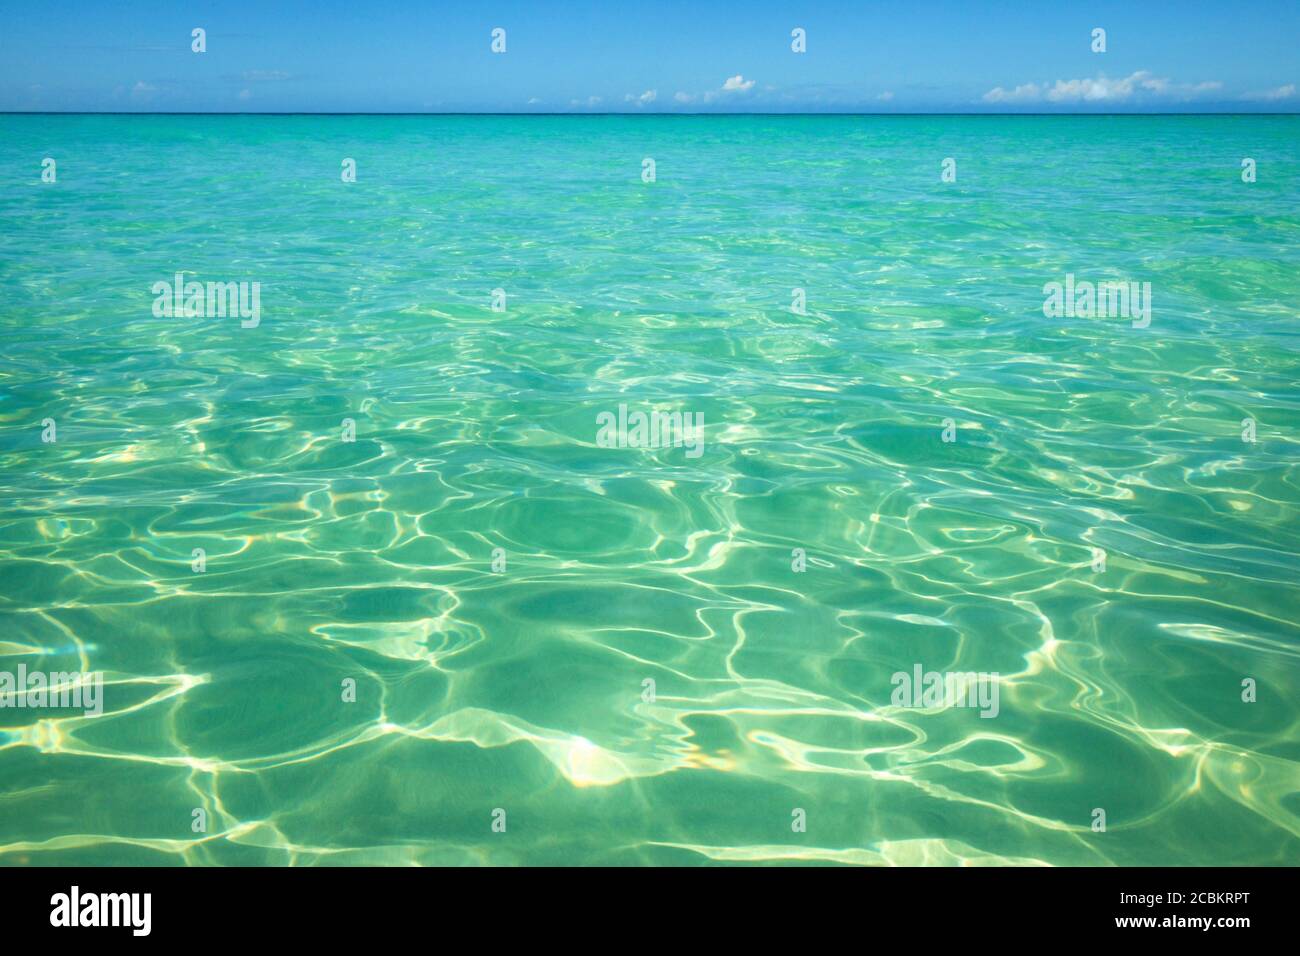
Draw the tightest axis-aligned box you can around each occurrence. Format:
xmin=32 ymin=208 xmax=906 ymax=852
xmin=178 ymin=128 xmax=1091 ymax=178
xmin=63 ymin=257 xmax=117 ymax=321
xmin=1 ymin=115 xmax=1298 ymax=865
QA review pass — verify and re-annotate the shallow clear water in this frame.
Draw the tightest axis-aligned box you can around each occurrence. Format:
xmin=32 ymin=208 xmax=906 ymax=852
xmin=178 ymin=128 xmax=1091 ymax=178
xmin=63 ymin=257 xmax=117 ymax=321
xmin=1 ymin=115 xmax=1298 ymax=865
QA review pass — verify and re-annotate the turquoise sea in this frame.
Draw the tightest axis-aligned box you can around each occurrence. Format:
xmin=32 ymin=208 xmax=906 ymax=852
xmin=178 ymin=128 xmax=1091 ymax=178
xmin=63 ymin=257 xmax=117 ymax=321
xmin=0 ymin=114 xmax=1297 ymax=866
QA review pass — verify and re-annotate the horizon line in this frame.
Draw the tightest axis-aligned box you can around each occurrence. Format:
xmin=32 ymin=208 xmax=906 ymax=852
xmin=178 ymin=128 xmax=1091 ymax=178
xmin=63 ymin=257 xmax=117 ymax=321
xmin=3 ymin=110 xmax=1299 ymax=117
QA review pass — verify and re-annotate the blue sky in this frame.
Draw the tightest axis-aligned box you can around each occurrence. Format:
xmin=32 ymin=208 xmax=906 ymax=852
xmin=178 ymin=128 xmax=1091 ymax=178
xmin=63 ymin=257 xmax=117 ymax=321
xmin=1 ymin=0 xmax=1296 ymax=112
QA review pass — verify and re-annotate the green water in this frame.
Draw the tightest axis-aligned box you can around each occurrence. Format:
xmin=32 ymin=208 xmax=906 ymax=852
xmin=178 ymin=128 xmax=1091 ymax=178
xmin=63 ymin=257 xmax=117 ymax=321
xmin=1 ymin=115 xmax=1298 ymax=865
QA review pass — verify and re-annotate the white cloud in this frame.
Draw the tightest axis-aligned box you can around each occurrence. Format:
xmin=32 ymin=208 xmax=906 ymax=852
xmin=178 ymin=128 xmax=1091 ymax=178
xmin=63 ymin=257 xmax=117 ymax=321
xmin=624 ymin=89 xmax=657 ymax=106
xmin=984 ymin=71 xmax=1221 ymax=104
xmin=1046 ymin=74 xmax=1146 ymax=101
xmin=983 ymin=82 xmax=1042 ymax=104
xmin=129 ymin=81 xmax=157 ymax=102
xmin=238 ymin=88 xmax=251 ymax=101
xmin=876 ymin=91 xmax=895 ymax=101
xmin=1243 ymin=83 xmax=1296 ymax=101
xmin=673 ymin=76 xmax=761 ymax=105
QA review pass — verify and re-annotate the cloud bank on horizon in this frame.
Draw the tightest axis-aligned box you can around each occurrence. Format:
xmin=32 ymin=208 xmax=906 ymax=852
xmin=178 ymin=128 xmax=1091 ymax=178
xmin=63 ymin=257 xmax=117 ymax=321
xmin=0 ymin=0 xmax=1296 ymax=113
xmin=983 ymin=71 xmax=1226 ymax=105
